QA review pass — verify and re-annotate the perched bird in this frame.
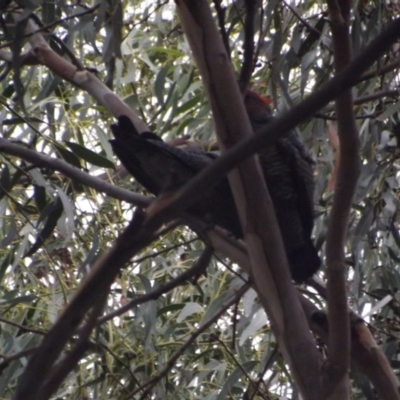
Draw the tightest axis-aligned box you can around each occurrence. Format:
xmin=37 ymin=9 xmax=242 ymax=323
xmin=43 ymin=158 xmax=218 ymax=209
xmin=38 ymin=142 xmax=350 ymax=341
xmin=109 ymin=116 xmax=241 ymax=237
xmin=244 ymin=90 xmax=320 ymax=282
xmin=110 ymin=90 xmax=321 ymax=282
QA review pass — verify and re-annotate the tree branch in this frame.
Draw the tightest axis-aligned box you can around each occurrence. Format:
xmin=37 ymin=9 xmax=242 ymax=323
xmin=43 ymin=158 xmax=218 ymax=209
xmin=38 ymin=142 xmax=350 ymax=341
xmin=238 ymin=0 xmax=257 ymax=89
xmin=13 ymin=12 xmax=148 ymax=133
xmin=282 ymin=0 xmax=322 ymax=36
xmin=324 ymin=0 xmax=358 ymax=397
xmin=359 ymin=58 xmax=400 ymax=83
xmin=212 ymin=0 xmax=230 ymax=57
xmin=0 ymin=137 xmax=151 ymax=207
xmin=13 ymin=207 xmax=163 ymax=400
xmin=299 ymin=292 xmax=400 ymax=400
xmin=37 ymin=290 xmax=108 ymax=400
xmin=97 ymin=246 xmax=213 ymax=324
xmin=321 ymin=88 xmax=399 ymax=113
xmin=176 ymin=1 xmax=322 ymax=398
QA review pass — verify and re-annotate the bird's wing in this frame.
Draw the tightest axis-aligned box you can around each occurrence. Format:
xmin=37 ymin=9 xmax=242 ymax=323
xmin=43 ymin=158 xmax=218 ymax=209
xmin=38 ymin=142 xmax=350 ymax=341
xmin=110 ymin=116 xmax=215 ymax=194
xmin=110 ymin=116 xmax=242 ymax=237
xmin=276 ymin=136 xmax=315 ymax=238
xmin=266 ymin=137 xmax=320 ymax=281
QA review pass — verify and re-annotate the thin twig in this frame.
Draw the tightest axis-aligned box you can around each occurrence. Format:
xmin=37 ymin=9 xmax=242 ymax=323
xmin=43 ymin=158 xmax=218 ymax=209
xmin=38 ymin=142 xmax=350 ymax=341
xmin=0 ymin=347 xmax=38 ymax=372
xmin=322 ymin=88 xmax=399 ymax=112
xmin=282 ymin=0 xmax=322 ymax=36
xmin=130 ymin=284 xmax=249 ymax=400
xmin=0 ymin=316 xmax=46 ymax=335
xmin=212 ymin=0 xmax=231 ymax=57
xmin=216 ymin=336 xmax=267 ymax=398
xmin=239 ymin=0 xmax=257 ymax=88
xmin=29 ymin=13 xmax=85 ymax=70
xmin=97 ymin=246 xmax=214 ymax=324
xmin=358 ymin=58 xmax=400 ymax=83
xmin=0 ymin=5 xmax=99 ymax=54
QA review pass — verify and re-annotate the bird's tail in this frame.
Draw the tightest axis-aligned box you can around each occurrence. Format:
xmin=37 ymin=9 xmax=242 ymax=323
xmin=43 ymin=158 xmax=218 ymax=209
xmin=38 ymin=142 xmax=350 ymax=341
xmin=110 ymin=116 xmax=140 ymax=139
xmin=111 ymin=116 xmax=163 ymax=142
xmin=288 ymin=240 xmax=321 ymax=282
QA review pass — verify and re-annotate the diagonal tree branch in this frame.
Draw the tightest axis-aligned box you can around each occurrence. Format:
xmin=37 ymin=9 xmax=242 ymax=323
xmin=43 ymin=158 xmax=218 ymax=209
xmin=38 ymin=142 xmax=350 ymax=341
xmin=13 ymin=207 xmax=164 ymax=400
xmin=0 ymin=137 xmax=151 ymax=207
xmin=12 ymin=11 xmax=148 ymax=133
xmin=37 ymin=289 xmax=109 ymax=400
xmin=97 ymin=246 xmax=214 ymax=324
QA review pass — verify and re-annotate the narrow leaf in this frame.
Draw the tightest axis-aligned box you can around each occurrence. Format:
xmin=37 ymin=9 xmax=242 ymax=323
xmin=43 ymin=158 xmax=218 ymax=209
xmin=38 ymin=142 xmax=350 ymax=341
xmin=65 ymin=141 xmax=114 ymax=169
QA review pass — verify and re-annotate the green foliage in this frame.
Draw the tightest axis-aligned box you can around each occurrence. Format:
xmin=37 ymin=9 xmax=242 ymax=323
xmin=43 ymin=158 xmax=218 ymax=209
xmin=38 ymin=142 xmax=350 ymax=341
xmin=0 ymin=0 xmax=399 ymax=399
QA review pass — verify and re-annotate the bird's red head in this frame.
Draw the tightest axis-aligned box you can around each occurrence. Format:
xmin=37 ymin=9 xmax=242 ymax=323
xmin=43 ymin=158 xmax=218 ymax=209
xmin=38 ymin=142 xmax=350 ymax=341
xmin=244 ymin=89 xmax=273 ymax=128
xmin=244 ymin=89 xmax=272 ymax=107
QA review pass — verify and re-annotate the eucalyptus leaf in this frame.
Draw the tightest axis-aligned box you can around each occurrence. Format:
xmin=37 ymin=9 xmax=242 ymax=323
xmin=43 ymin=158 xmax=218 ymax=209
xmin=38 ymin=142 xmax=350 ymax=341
xmin=64 ymin=141 xmax=114 ymax=169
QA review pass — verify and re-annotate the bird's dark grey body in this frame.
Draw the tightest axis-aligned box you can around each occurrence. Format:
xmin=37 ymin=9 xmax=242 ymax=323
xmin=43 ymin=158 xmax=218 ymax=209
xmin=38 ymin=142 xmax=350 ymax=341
xmin=110 ymin=116 xmax=241 ymax=237
xmin=110 ymin=94 xmax=320 ymax=282
xmin=244 ymin=90 xmax=320 ymax=281
xmin=257 ymin=138 xmax=319 ymax=281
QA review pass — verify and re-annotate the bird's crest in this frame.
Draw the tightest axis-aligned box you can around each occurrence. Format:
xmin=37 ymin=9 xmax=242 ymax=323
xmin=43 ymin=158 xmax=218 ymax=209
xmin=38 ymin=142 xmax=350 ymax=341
xmin=245 ymin=89 xmax=272 ymax=107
